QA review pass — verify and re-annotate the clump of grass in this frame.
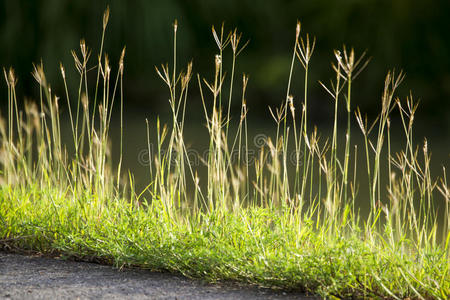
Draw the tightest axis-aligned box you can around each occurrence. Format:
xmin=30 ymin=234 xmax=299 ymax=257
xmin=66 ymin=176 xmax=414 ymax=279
xmin=1 ymin=9 xmax=449 ymax=299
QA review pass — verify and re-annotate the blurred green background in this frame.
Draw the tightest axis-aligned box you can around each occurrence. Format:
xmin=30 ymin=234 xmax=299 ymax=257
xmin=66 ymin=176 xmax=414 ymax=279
xmin=1 ymin=0 xmax=450 ymax=129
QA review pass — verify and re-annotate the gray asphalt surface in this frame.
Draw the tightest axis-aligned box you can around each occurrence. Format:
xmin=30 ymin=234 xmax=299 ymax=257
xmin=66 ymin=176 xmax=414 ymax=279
xmin=0 ymin=252 xmax=318 ymax=299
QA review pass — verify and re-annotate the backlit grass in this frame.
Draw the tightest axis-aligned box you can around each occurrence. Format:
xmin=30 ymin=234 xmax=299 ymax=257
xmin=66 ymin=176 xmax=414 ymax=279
xmin=1 ymin=8 xmax=449 ymax=299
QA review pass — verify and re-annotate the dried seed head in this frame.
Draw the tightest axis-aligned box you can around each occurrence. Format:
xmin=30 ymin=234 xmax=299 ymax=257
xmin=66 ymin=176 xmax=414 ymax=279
xmin=337 ymin=46 xmax=370 ymax=80
xmin=54 ymin=96 xmax=59 ymax=112
xmin=194 ymin=171 xmax=200 ymax=186
xmin=296 ymin=32 xmax=316 ymax=69
xmin=173 ymin=19 xmax=178 ymax=33
xmin=288 ymin=95 xmax=295 ymax=115
xmin=230 ymin=30 xmax=240 ymax=53
xmin=59 ymin=63 xmax=66 ymax=79
xmin=32 ymin=63 xmax=46 ymax=86
xmin=295 ymin=21 xmax=301 ymax=40
xmin=304 ymin=132 xmax=311 ymax=150
xmin=155 ymin=63 xmax=171 ymax=87
xmin=103 ymin=6 xmax=110 ymax=30
xmin=181 ymin=61 xmax=193 ymax=88
xmin=80 ymin=39 xmax=87 ymax=58
xmin=348 ymin=48 xmax=355 ymax=69
xmin=423 ymin=138 xmax=428 ymax=155
xmin=81 ymin=94 xmax=88 ymax=110
xmin=212 ymin=26 xmax=220 ymax=49
xmin=288 ymin=95 xmax=294 ymax=104
xmin=355 ymin=108 xmax=366 ymax=135
xmin=8 ymin=68 xmax=15 ymax=84
xmin=242 ymin=74 xmax=249 ymax=87
xmin=215 ymin=54 xmax=222 ymax=69
xmin=71 ymin=50 xmax=83 ymax=74
xmin=104 ymin=55 xmax=111 ymax=78
xmin=186 ymin=61 xmax=193 ymax=78
xmin=78 ymin=40 xmax=91 ymax=66
xmin=334 ymin=50 xmax=342 ymax=65
xmin=7 ymin=68 xmax=17 ymax=87
xmin=119 ymin=47 xmax=126 ymax=74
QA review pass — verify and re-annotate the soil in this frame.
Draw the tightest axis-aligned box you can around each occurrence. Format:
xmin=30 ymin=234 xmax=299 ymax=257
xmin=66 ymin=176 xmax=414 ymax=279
xmin=0 ymin=251 xmax=318 ymax=299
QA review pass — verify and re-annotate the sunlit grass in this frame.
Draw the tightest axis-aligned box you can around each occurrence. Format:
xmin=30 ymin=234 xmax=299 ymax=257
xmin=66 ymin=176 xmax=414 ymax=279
xmin=1 ymin=8 xmax=449 ymax=299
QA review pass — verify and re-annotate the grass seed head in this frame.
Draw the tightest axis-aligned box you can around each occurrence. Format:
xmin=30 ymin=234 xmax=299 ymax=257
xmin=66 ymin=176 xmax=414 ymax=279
xmin=173 ymin=19 xmax=178 ymax=33
xmin=32 ymin=63 xmax=47 ymax=86
xmin=80 ymin=39 xmax=87 ymax=60
xmin=59 ymin=63 xmax=66 ymax=79
xmin=337 ymin=46 xmax=371 ymax=80
xmin=103 ymin=54 xmax=111 ymax=79
xmin=296 ymin=32 xmax=315 ymax=69
xmin=103 ymin=6 xmax=110 ymax=30
xmin=71 ymin=50 xmax=83 ymax=74
xmin=288 ymin=95 xmax=295 ymax=117
xmin=296 ymin=21 xmax=301 ymax=41
xmin=7 ymin=68 xmax=17 ymax=87
xmin=215 ymin=54 xmax=222 ymax=70
xmin=119 ymin=47 xmax=126 ymax=74
xmin=81 ymin=93 xmax=88 ymax=110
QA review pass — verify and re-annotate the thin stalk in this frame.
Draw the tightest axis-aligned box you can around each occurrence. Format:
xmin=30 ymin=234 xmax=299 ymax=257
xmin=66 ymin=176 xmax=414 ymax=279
xmin=343 ymin=77 xmax=352 ymax=204
xmin=92 ymin=8 xmax=109 ymax=130
xmin=225 ymin=52 xmax=236 ymax=139
xmin=301 ymin=66 xmax=309 ymax=202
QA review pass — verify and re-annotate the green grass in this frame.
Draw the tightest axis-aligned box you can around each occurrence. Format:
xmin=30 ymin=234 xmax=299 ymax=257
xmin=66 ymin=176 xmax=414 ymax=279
xmin=1 ymin=9 xmax=449 ymax=299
